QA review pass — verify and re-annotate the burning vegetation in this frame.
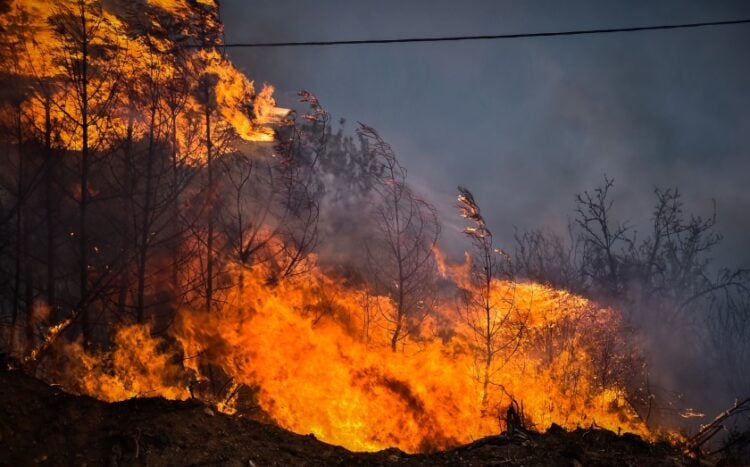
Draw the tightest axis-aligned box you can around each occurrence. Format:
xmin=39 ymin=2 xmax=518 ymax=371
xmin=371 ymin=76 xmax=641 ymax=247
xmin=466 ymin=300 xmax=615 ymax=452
xmin=1 ymin=0 xmax=748 ymax=463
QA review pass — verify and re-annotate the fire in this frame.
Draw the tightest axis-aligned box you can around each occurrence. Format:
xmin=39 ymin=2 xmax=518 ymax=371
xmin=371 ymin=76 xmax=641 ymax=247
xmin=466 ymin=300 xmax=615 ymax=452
xmin=41 ymin=255 xmax=652 ymax=453
xmin=49 ymin=324 xmax=189 ymax=401
xmin=1 ymin=0 xmax=280 ymax=155
xmin=5 ymin=0 xmax=658 ymax=454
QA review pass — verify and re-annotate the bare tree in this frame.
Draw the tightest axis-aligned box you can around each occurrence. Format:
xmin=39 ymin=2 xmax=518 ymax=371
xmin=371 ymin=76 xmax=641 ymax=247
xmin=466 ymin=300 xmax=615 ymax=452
xmin=514 ymin=177 xmax=750 ymax=429
xmin=100 ymin=40 xmax=195 ymax=326
xmin=186 ymin=56 xmax=234 ymax=311
xmin=574 ymin=176 xmax=632 ymax=297
xmin=704 ymin=285 xmax=750 ymax=400
xmin=0 ymin=50 xmax=33 ymax=356
xmin=217 ymin=150 xmax=280 ymax=287
xmin=358 ymin=124 xmax=439 ymax=351
xmin=457 ymin=186 xmax=524 ymax=410
xmin=265 ymin=91 xmax=328 ymax=283
xmin=49 ymin=0 xmax=122 ymax=345
xmin=514 ymin=225 xmax=584 ymax=292
xmin=516 ymin=177 xmax=737 ymax=316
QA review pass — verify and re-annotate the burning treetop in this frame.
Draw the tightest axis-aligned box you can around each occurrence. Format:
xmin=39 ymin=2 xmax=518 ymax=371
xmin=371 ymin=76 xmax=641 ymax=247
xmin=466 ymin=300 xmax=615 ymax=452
xmin=1 ymin=0 xmax=280 ymax=152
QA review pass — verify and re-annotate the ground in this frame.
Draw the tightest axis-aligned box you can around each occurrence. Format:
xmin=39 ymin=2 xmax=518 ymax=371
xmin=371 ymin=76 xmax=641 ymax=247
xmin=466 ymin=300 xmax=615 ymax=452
xmin=0 ymin=370 xmax=698 ymax=466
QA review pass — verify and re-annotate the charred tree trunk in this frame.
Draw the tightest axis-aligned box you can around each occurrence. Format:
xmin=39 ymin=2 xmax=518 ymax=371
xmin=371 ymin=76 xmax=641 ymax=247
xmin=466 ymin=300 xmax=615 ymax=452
xmin=78 ymin=6 xmax=91 ymax=347
xmin=23 ymin=155 xmax=34 ymax=356
xmin=10 ymin=104 xmax=23 ymax=355
xmin=204 ymin=84 xmax=214 ymax=313
xmin=135 ymin=102 xmax=158 ymax=323
xmin=43 ymin=93 xmax=56 ymax=308
xmin=116 ymin=114 xmax=135 ymax=317
xmin=170 ymin=112 xmax=180 ymax=296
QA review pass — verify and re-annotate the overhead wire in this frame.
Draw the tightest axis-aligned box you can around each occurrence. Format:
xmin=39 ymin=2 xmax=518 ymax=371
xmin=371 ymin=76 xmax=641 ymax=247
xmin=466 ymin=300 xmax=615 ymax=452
xmin=198 ymin=18 xmax=750 ymax=49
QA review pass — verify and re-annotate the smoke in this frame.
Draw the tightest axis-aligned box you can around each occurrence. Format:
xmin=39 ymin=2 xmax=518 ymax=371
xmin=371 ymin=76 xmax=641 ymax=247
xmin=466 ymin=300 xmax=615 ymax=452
xmin=219 ymin=0 xmax=750 ymax=434
xmin=1 ymin=0 xmax=744 ymax=448
xmin=220 ymin=0 xmax=750 ymax=265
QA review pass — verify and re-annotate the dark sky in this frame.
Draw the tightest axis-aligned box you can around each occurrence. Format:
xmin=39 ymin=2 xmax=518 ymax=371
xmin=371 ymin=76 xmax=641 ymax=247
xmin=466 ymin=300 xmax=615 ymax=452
xmin=220 ymin=0 xmax=750 ymax=269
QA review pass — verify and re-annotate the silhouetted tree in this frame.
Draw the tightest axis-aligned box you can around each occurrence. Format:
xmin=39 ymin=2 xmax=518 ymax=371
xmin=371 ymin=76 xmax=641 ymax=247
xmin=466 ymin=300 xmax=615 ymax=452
xmin=49 ymin=0 xmax=122 ymax=345
xmin=358 ymin=124 xmax=439 ymax=351
xmin=266 ymin=91 xmax=328 ymax=282
xmin=457 ymin=186 xmax=524 ymax=410
xmin=514 ymin=176 xmax=749 ymax=427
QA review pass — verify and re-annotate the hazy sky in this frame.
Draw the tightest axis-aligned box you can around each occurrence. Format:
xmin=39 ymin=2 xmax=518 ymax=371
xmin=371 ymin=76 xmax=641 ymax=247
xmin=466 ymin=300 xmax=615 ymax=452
xmin=220 ymin=1 xmax=750 ymax=268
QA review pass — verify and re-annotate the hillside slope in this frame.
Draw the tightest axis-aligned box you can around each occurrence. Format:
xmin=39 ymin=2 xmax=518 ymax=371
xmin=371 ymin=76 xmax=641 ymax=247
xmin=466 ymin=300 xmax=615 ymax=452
xmin=0 ymin=370 xmax=693 ymax=466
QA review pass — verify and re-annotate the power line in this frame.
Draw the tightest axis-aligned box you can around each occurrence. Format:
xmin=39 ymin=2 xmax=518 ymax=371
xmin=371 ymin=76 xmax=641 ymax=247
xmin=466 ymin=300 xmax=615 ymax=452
xmin=211 ymin=18 xmax=750 ymax=48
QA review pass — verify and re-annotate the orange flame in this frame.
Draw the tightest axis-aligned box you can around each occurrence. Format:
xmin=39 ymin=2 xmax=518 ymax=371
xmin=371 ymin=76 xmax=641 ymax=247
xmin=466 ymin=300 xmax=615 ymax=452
xmin=1 ymin=0 xmax=280 ymax=156
xmin=43 ymin=255 xmax=652 ymax=453
xmin=7 ymin=0 xmax=658 ymax=453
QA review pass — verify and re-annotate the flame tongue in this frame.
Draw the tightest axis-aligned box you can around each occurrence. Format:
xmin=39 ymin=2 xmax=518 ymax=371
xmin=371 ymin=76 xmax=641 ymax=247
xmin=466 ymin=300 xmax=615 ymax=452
xmin=45 ymin=260 xmax=650 ymax=453
xmin=1 ymin=0 xmax=280 ymax=153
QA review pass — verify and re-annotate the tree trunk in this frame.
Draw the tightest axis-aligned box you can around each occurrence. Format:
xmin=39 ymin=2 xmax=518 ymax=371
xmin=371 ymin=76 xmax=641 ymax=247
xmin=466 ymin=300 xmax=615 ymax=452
xmin=204 ymin=87 xmax=214 ymax=312
xmin=135 ymin=103 xmax=158 ymax=323
xmin=79 ymin=7 xmax=91 ymax=347
xmin=481 ymin=251 xmax=493 ymax=410
xmin=116 ymin=113 xmax=135 ymax=317
xmin=170 ymin=112 xmax=180 ymax=296
xmin=10 ymin=105 xmax=23 ymax=355
xmin=43 ymin=94 xmax=56 ymax=308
